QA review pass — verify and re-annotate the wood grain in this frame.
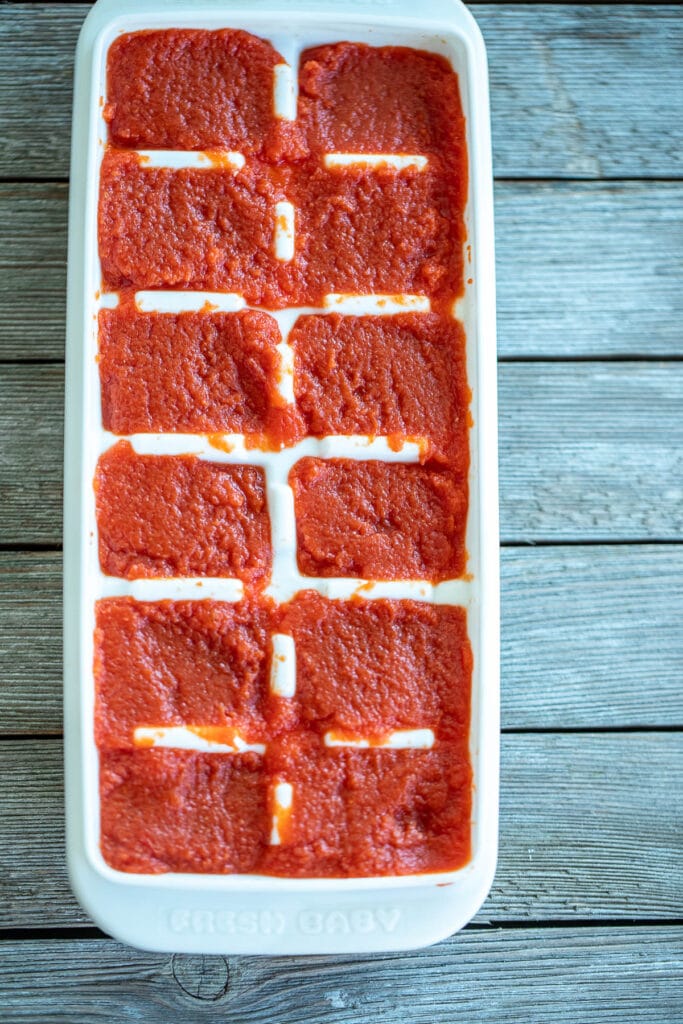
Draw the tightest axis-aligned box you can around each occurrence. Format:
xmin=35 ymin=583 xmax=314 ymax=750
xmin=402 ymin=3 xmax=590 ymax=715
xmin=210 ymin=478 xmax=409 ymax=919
xmin=2 ymin=546 xmax=681 ymax=734
xmin=480 ymin=4 xmax=683 ymax=178
xmin=0 ymin=183 xmax=66 ymax=361
xmin=0 ymin=927 xmax=681 ymax=1023
xmin=495 ymin=181 xmax=683 ymax=358
xmin=0 ymin=364 xmax=63 ymax=545
xmin=1 ymin=734 xmax=680 ymax=928
xmin=1 ymin=0 xmax=681 ymax=1008
xmin=2 ymin=181 xmax=682 ymax=361
xmin=0 ymin=6 xmax=681 ymax=179
xmin=0 ymin=552 xmax=62 ymax=734
xmin=498 ymin=361 xmax=683 ymax=542
xmin=2 ymin=362 xmax=681 ymax=544
xmin=501 ymin=545 xmax=683 ymax=727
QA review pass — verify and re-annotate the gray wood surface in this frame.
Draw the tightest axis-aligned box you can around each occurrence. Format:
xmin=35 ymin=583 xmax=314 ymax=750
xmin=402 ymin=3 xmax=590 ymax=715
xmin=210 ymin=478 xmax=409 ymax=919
xmin=2 ymin=180 xmax=681 ymax=362
xmin=0 ymin=183 xmax=66 ymax=361
xmin=2 ymin=362 xmax=681 ymax=544
xmin=498 ymin=361 xmax=683 ymax=542
xmin=495 ymin=181 xmax=683 ymax=358
xmin=0 ymin=1 xmax=681 ymax=1013
xmin=0 ymin=5 xmax=681 ymax=179
xmin=501 ymin=543 xmax=683 ymax=726
xmin=2 ymin=546 xmax=681 ymax=734
xmin=0 ymin=927 xmax=681 ymax=1023
xmin=481 ymin=3 xmax=683 ymax=178
xmin=0 ymin=363 xmax=64 ymax=545
xmin=1 ymin=735 xmax=680 ymax=928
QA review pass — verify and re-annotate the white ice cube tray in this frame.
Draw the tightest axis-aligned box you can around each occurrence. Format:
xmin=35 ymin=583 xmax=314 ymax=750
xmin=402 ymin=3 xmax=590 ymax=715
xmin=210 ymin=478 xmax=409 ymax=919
xmin=64 ymin=0 xmax=499 ymax=954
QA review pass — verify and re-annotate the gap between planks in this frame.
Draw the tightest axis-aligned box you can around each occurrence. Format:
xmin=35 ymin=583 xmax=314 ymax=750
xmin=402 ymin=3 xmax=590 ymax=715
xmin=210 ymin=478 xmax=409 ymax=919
xmin=0 ymin=927 xmax=681 ymax=1024
xmin=2 ymin=917 xmax=683 ymax=942
xmin=5 ymin=539 xmax=683 ymax=553
xmin=5 ymin=356 xmax=683 ymax=367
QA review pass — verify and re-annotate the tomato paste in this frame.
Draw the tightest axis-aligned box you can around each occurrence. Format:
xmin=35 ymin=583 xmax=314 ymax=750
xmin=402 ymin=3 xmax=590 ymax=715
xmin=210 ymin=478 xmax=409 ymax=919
xmin=99 ymin=154 xmax=461 ymax=309
xmin=105 ymin=28 xmax=297 ymax=158
xmin=95 ymin=441 xmax=271 ymax=583
xmin=260 ymin=739 xmax=471 ymax=877
xmin=98 ymin=151 xmax=291 ymax=305
xmin=97 ymin=596 xmax=471 ymax=875
xmin=291 ymin=459 xmax=468 ymax=580
xmin=279 ymin=593 xmax=472 ymax=740
xmin=299 ymin=43 xmax=467 ymax=160
xmin=292 ymin=162 xmax=464 ymax=309
xmin=95 ymin=30 xmax=472 ymax=879
xmin=291 ymin=313 xmax=469 ymax=464
xmin=99 ymin=299 xmax=284 ymax=435
xmin=100 ymin=749 xmax=267 ymax=874
xmin=95 ymin=598 xmax=280 ymax=750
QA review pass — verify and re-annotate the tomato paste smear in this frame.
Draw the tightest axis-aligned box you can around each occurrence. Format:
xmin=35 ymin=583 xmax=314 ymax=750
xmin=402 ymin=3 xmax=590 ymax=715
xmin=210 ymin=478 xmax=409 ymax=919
xmin=261 ymin=737 xmax=471 ymax=878
xmin=279 ymin=593 xmax=471 ymax=742
xmin=101 ymin=748 xmax=268 ymax=874
xmin=99 ymin=42 xmax=467 ymax=310
xmin=95 ymin=441 xmax=271 ymax=583
xmin=299 ymin=42 xmax=467 ymax=163
xmin=94 ymin=598 xmax=290 ymax=751
xmin=292 ymin=161 xmax=464 ymax=310
xmin=99 ymin=306 xmax=468 ymax=453
xmin=98 ymin=152 xmax=463 ymax=310
xmin=296 ymin=42 xmax=467 ymax=310
xmin=98 ymin=150 xmax=293 ymax=307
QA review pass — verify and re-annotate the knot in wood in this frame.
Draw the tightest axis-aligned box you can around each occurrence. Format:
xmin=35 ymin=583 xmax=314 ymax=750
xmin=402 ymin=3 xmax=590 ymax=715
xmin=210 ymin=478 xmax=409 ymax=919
xmin=171 ymin=954 xmax=230 ymax=1001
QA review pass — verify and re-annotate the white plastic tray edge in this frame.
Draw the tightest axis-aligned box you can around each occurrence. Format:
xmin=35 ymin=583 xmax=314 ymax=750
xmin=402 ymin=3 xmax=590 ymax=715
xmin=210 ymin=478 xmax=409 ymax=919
xmin=63 ymin=0 xmax=499 ymax=955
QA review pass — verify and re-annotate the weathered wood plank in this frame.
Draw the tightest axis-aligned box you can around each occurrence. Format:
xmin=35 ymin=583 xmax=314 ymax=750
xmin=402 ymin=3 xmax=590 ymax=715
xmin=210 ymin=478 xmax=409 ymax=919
xmin=2 ymin=362 xmax=681 ymax=544
xmin=498 ymin=362 xmax=683 ymax=542
xmin=2 ymin=546 xmax=681 ymax=734
xmin=1 ymin=735 xmax=680 ymax=927
xmin=0 ymin=927 xmax=681 ymax=1023
xmin=0 ymin=6 xmax=681 ymax=179
xmin=2 ymin=181 xmax=682 ymax=361
xmin=0 ymin=4 xmax=85 ymax=179
xmin=480 ymin=4 xmax=683 ymax=178
xmin=0 ymin=553 xmax=62 ymax=734
xmin=495 ymin=181 xmax=683 ymax=358
xmin=0 ymin=364 xmax=63 ymax=545
xmin=0 ymin=183 xmax=67 ymax=361
xmin=501 ymin=545 xmax=683 ymax=727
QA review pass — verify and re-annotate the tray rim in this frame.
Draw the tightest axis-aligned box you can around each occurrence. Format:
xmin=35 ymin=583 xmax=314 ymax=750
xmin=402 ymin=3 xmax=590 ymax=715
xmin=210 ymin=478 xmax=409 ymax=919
xmin=63 ymin=0 xmax=500 ymax=954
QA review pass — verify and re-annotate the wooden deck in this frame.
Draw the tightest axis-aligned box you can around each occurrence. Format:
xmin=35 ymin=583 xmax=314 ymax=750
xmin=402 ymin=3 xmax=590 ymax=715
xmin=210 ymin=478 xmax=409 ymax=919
xmin=0 ymin=3 xmax=681 ymax=1020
